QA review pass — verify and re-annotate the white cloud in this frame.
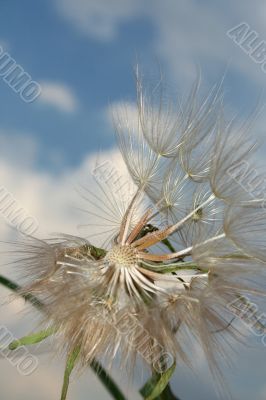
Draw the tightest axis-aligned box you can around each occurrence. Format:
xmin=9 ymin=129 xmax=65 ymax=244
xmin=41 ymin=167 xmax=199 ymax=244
xmin=39 ymin=81 xmax=79 ymax=113
xmin=0 ymin=131 xmax=130 ymax=245
xmin=55 ymin=0 xmax=142 ymax=40
xmin=149 ymin=0 xmax=266 ymax=94
xmin=0 ymin=131 xmax=38 ymax=168
xmin=55 ymin=0 xmax=266 ymax=91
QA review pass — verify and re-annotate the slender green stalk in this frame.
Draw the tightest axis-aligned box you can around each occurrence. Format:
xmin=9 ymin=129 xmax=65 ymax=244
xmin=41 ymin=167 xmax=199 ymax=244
xmin=141 ymin=261 xmax=201 ymax=274
xmin=140 ymin=363 xmax=179 ymax=400
xmin=0 ymin=274 xmax=43 ymax=310
xmin=61 ymin=348 xmax=80 ymax=400
xmin=90 ymin=359 xmax=127 ymax=400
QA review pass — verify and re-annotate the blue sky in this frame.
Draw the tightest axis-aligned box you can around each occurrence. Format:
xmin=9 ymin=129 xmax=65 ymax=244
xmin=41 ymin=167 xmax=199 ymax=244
xmin=1 ymin=0 xmax=265 ymax=172
xmin=0 ymin=0 xmax=156 ymax=170
xmin=1 ymin=1 xmax=266 ymax=399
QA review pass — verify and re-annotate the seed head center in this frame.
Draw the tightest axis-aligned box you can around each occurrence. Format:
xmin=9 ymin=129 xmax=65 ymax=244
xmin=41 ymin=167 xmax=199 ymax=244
xmin=105 ymin=244 xmax=137 ymax=266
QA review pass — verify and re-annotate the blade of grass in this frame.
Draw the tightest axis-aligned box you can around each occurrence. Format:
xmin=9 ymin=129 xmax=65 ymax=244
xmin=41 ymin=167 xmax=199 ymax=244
xmin=140 ymin=363 xmax=178 ymax=400
xmin=61 ymin=348 xmax=80 ymax=400
xmin=8 ymin=327 xmax=57 ymax=350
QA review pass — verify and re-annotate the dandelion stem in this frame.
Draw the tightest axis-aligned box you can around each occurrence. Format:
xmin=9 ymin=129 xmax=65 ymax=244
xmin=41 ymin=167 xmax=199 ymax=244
xmin=0 ymin=274 xmax=43 ymax=310
xmin=90 ymin=359 xmax=128 ymax=400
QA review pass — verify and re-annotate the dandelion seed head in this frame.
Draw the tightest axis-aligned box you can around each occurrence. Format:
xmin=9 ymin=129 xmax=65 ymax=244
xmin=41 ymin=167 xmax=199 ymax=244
xmin=105 ymin=244 xmax=137 ymax=266
xmin=5 ymin=68 xmax=266 ymax=398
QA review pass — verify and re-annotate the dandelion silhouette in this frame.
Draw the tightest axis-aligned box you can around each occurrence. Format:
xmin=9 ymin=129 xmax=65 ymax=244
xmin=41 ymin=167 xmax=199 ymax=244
xmin=2 ymin=70 xmax=266 ymax=400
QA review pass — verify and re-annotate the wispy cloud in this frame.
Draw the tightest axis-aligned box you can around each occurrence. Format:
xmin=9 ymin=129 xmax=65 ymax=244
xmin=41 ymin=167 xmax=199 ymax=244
xmin=148 ymin=0 xmax=266 ymax=87
xmin=55 ymin=0 xmax=142 ymax=41
xmin=54 ymin=0 xmax=266 ymax=89
xmin=39 ymin=81 xmax=79 ymax=113
xmin=0 ymin=131 xmax=127 ymax=240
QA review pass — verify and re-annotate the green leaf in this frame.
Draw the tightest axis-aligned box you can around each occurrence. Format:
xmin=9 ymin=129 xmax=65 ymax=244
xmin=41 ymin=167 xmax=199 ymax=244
xmin=89 ymin=245 xmax=107 ymax=259
xmin=140 ymin=363 xmax=176 ymax=400
xmin=140 ymin=374 xmax=158 ymax=398
xmin=60 ymin=348 xmax=80 ymax=400
xmin=8 ymin=327 xmax=57 ymax=350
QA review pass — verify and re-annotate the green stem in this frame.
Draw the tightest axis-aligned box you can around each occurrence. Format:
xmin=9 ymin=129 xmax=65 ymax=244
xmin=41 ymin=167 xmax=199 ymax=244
xmin=0 ymin=274 xmax=43 ymax=310
xmin=90 ymin=359 xmax=127 ymax=400
xmin=161 ymin=238 xmax=176 ymax=253
xmin=141 ymin=261 xmax=202 ymax=274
